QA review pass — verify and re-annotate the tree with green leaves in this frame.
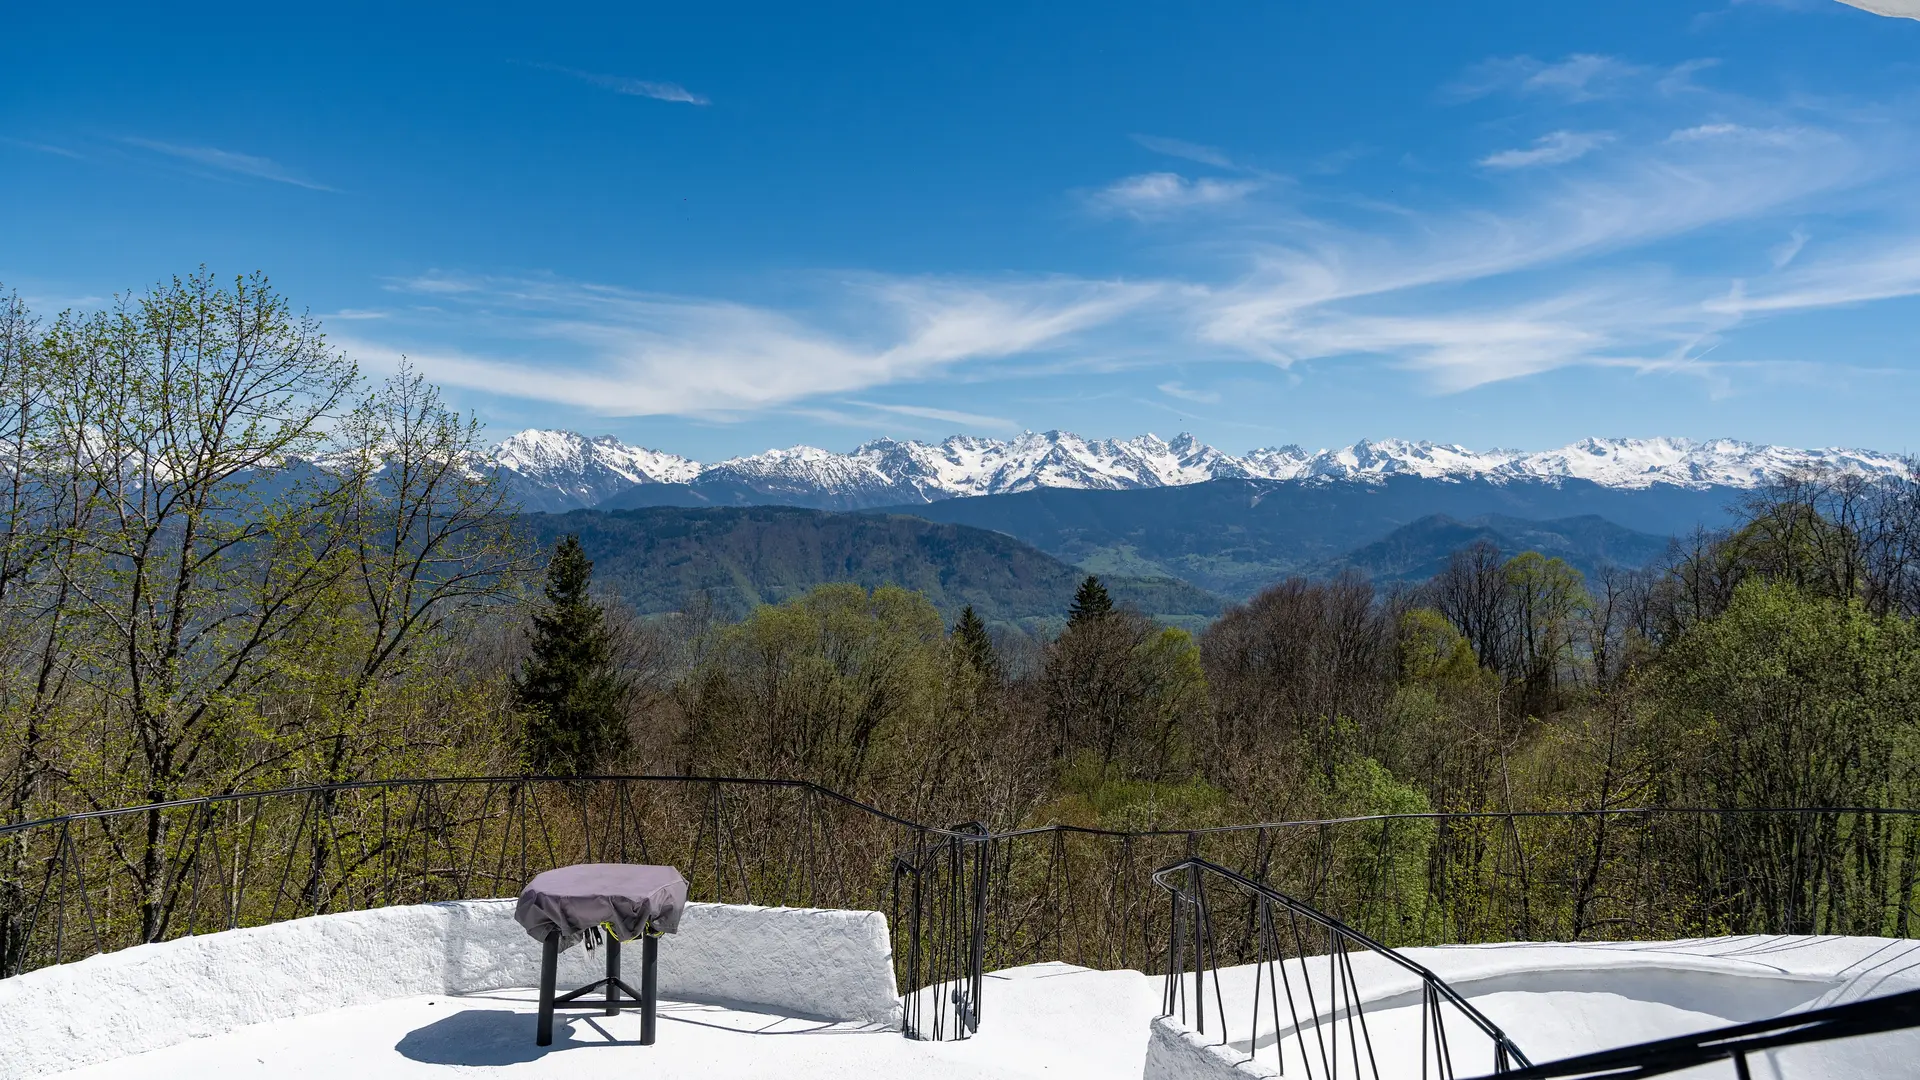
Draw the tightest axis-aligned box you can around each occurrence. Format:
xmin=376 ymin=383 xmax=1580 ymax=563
xmin=1044 ymin=607 xmax=1206 ymax=780
xmin=514 ymin=536 xmax=631 ymax=775
xmin=1503 ymin=551 xmax=1591 ymax=705
xmin=1068 ymin=575 xmax=1113 ymax=626
xmin=952 ymin=604 xmax=1000 ymax=681
xmin=677 ymin=583 xmax=945 ymax=790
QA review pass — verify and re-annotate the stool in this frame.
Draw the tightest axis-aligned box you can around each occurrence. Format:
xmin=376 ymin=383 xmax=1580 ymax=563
xmin=513 ymin=863 xmax=688 ymax=1047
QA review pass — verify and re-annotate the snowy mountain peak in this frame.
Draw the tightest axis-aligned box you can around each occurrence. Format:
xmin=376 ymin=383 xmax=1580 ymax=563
xmin=489 ymin=429 xmax=701 ymax=512
xmin=494 ymin=428 xmax=700 ymax=481
xmin=484 ymin=428 xmax=1911 ymax=513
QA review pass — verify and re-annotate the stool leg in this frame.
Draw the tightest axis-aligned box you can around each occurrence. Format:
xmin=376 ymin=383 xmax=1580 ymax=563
xmin=605 ymin=934 xmax=621 ymax=1016
xmin=537 ymin=930 xmax=558 ymax=1047
xmin=641 ymin=933 xmax=658 ymax=1045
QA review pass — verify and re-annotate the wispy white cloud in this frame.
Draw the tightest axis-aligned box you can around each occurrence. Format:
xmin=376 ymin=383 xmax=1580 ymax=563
xmin=373 ymin=93 xmax=1894 ymax=410
xmin=399 ymin=275 xmax=482 ymax=296
xmin=1445 ymin=54 xmax=1644 ymax=103
xmin=1707 ymin=236 xmax=1920 ymax=315
xmin=1451 ymin=53 xmax=1722 ymax=102
xmin=347 ymin=52 xmax=1920 ymax=416
xmin=844 ymin=400 xmax=1017 ymax=430
xmin=1480 ymin=130 xmax=1615 ymax=169
xmin=1157 ymin=381 xmax=1221 ymax=405
xmin=1772 ymin=227 xmax=1811 ymax=269
xmin=535 ymin=64 xmax=708 ymax=105
xmin=1088 ymin=172 xmax=1263 ymax=217
xmin=1184 ymin=90 xmax=1895 ymax=390
xmin=1 ymin=137 xmax=82 ymax=159
xmin=1309 ymin=145 xmax=1372 ymax=175
xmin=120 ymin=138 xmax=333 ymax=190
xmin=1667 ymin=122 xmax=1810 ymax=147
xmin=344 ymin=274 xmax=1158 ymax=415
xmin=1130 ymin=134 xmax=1236 ymax=169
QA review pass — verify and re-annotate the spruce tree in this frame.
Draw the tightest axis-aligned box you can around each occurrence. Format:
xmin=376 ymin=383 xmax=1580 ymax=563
xmin=1068 ymin=575 xmax=1114 ymax=626
xmin=514 ymin=535 xmax=631 ymax=774
xmin=952 ymin=604 xmax=1001 ymax=681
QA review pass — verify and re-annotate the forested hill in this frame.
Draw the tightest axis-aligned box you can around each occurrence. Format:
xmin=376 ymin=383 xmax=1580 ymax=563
xmin=521 ymin=505 xmax=1225 ymax=627
xmin=1314 ymin=514 xmax=1672 ymax=583
xmin=883 ymin=477 xmax=1734 ymax=598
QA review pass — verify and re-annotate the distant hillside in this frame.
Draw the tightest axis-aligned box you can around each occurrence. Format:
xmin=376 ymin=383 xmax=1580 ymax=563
xmin=520 ymin=506 xmax=1225 ymax=628
xmin=884 ymin=477 xmax=1735 ymax=598
xmin=1314 ymin=514 xmax=1672 ymax=583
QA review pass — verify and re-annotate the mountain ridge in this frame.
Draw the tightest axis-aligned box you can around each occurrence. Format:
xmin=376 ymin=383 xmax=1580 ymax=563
xmin=879 ymin=477 xmax=1737 ymax=599
xmin=518 ymin=505 xmax=1225 ymax=630
xmin=488 ymin=428 xmax=1911 ymax=513
xmin=1313 ymin=513 xmax=1673 ymax=584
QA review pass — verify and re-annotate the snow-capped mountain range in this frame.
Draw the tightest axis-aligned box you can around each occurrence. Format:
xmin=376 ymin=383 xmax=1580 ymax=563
xmin=489 ymin=428 xmax=1911 ymax=513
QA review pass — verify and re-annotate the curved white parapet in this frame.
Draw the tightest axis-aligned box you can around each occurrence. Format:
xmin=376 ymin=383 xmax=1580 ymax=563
xmin=0 ymin=899 xmax=900 ymax=1080
xmin=1146 ymin=1018 xmax=1275 ymax=1080
xmin=1144 ymin=937 xmax=1920 ymax=1080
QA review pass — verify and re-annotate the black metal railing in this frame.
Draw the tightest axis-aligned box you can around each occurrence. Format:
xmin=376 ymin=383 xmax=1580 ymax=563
xmin=965 ymin=805 xmax=1920 ymax=977
xmin=1471 ymin=986 xmax=1920 ymax=1080
xmin=9 ymin=781 xmax=1920 ymax=1049
xmin=0 ymin=775 xmax=990 ymax=1040
xmin=1154 ymin=856 xmax=1531 ymax=1079
xmin=892 ymin=821 xmax=989 ymax=1041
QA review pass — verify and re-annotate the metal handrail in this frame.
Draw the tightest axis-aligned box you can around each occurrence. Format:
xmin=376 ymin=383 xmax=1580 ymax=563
xmin=1154 ymin=855 xmax=1532 ymax=1077
xmin=0 ymin=774 xmax=1013 ymax=1043
xmin=13 ymin=780 xmax=1920 ymax=839
xmin=1470 ymin=986 xmax=1920 ymax=1080
xmin=0 ymin=773 xmax=944 ymax=838
xmin=9 ymin=777 xmax=1920 ymax=1052
xmin=1154 ymin=856 xmax=1532 ymax=1068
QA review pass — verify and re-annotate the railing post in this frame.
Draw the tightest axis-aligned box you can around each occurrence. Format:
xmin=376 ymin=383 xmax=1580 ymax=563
xmin=1189 ymin=862 xmax=1204 ymax=1035
xmin=1165 ymin=885 xmax=1179 ymax=1017
xmin=968 ymin=833 xmax=988 ymax=1032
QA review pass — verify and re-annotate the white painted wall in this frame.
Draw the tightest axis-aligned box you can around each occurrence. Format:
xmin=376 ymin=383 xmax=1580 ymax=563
xmin=0 ymin=899 xmax=900 ymax=1080
xmin=1144 ymin=1017 xmax=1277 ymax=1080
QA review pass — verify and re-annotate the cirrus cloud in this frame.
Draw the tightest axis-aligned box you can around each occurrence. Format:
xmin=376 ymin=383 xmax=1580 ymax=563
xmin=119 ymin=137 xmax=334 ymax=190
xmin=1087 ymin=172 xmax=1264 ymax=218
xmin=342 ymin=273 xmax=1162 ymax=416
xmin=1480 ymin=130 xmax=1616 ymax=169
xmin=530 ymin=63 xmax=709 ymax=105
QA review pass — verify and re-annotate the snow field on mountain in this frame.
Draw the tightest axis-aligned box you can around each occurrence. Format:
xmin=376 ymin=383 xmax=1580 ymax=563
xmin=490 ymin=428 xmax=1912 ymax=512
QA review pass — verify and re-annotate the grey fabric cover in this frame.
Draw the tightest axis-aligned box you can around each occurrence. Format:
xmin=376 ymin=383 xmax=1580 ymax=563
xmin=514 ymin=863 xmax=687 ymax=948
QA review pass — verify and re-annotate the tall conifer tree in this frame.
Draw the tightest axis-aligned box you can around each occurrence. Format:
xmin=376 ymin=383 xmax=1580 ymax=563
xmin=1068 ymin=575 xmax=1114 ymax=626
xmin=952 ymin=604 xmax=1001 ymax=680
xmin=514 ymin=535 xmax=630 ymax=774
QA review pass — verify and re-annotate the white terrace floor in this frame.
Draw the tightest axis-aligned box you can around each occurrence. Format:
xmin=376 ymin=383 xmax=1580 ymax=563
xmin=41 ymin=937 xmax=1920 ymax=1080
xmin=51 ymin=962 xmax=1162 ymax=1080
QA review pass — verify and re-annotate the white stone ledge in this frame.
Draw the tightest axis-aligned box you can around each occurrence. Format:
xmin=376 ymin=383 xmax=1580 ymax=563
xmin=0 ymin=899 xmax=901 ymax=1079
xmin=1145 ymin=1016 xmax=1278 ymax=1080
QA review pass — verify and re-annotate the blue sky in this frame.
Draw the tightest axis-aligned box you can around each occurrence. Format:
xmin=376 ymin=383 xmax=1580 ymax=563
xmin=4 ymin=1 xmax=1919 ymax=461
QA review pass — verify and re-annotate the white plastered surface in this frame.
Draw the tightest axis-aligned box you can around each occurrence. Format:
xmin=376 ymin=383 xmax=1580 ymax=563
xmin=9 ymin=929 xmax=1920 ymax=1079
xmin=0 ymin=899 xmax=899 ymax=1079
